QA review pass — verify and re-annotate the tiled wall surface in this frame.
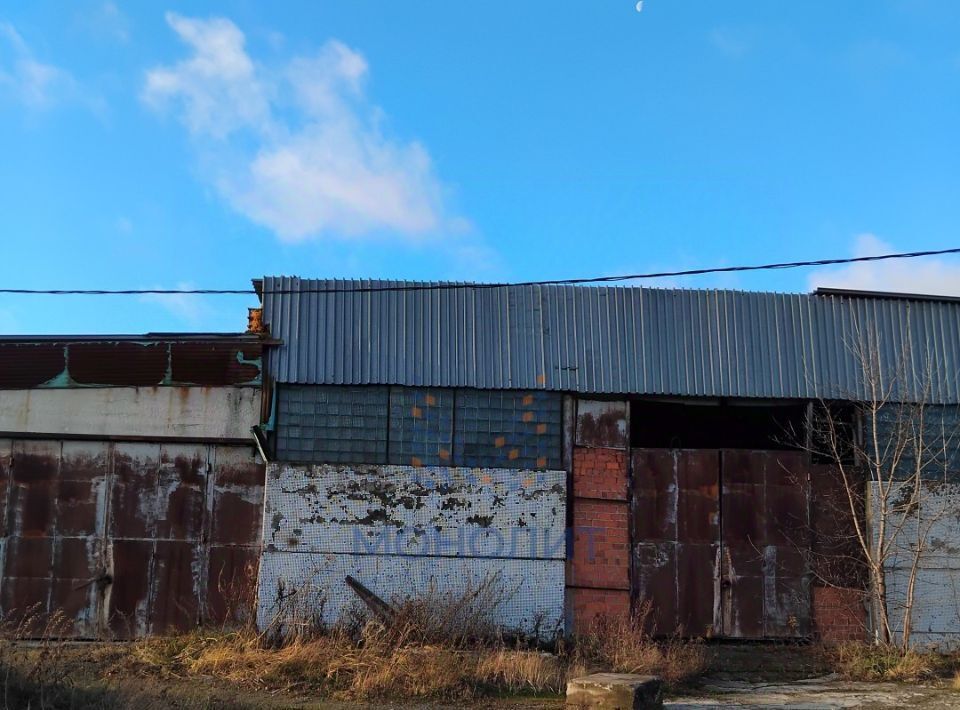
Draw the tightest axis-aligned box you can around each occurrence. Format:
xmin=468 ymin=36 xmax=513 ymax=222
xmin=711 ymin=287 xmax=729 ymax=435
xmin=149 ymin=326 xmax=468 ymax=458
xmin=275 ymin=385 xmax=562 ymax=470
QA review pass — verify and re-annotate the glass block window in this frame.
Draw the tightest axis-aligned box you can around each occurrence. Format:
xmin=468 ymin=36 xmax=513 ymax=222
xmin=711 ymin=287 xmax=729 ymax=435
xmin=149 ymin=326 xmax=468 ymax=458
xmin=388 ymin=387 xmax=455 ymax=467
xmin=454 ymin=390 xmax=563 ymax=470
xmin=275 ymin=385 xmax=388 ymax=464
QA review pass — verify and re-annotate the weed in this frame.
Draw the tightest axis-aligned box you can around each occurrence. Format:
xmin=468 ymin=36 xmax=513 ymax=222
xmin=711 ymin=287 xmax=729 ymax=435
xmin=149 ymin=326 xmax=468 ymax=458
xmin=829 ymin=641 xmax=958 ymax=682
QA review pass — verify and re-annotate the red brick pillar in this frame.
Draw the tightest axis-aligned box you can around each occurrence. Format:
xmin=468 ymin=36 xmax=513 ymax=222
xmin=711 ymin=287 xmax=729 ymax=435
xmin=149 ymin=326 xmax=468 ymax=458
xmin=567 ymin=400 xmax=631 ymax=633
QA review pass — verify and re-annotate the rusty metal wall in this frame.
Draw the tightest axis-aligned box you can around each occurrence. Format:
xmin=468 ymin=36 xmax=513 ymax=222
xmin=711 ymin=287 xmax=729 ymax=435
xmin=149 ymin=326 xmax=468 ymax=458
xmin=631 ymin=449 xmax=811 ymax=639
xmin=0 ymin=338 xmax=262 ymax=389
xmin=720 ymin=450 xmax=811 ymax=638
xmin=256 ymin=463 xmax=566 ymax=637
xmin=0 ymin=438 xmax=264 ymax=638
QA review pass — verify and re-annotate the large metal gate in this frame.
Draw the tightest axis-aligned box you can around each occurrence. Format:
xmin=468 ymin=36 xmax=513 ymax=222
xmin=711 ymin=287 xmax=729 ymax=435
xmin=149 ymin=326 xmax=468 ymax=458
xmin=0 ymin=439 xmax=264 ymax=638
xmin=631 ymin=449 xmax=811 ymax=639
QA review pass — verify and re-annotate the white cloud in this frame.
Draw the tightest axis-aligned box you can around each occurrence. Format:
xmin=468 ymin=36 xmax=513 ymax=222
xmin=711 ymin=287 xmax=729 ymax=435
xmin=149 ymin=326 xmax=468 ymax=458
xmin=807 ymin=234 xmax=960 ymax=297
xmin=143 ymin=13 xmax=457 ymax=242
xmin=0 ymin=22 xmax=83 ymax=109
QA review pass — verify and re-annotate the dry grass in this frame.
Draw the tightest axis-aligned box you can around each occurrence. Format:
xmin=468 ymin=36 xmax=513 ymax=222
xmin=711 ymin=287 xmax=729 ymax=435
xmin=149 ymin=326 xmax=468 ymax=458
xmin=1 ymin=590 xmax=708 ymax=705
xmin=829 ymin=641 xmax=960 ymax=683
xmin=953 ymin=670 xmax=960 ymax=691
xmin=564 ymin=603 xmax=708 ymax=686
xmin=123 ymin=597 xmax=706 ymax=701
xmin=125 ymin=625 xmax=563 ymax=700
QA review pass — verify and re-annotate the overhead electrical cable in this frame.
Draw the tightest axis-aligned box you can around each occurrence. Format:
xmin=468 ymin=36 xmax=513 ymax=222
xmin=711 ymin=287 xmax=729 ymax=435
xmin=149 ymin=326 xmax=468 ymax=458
xmin=1 ymin=247 xmax=958 ymax=296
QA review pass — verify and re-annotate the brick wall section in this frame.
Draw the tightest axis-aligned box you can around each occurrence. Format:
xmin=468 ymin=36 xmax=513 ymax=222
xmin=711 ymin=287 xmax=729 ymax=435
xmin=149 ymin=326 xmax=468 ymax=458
xmin=569 ymin=588 xmax=631 ymax=631
xmin=569 ymin=499 xmax=630 ymax=589
xmin=568 ymin=446 xmax=631 ymax=632
xmin=573 ymin=447 xmax=628 ymax=500
xmin=813 ymin=587 xmax=866 ymax=643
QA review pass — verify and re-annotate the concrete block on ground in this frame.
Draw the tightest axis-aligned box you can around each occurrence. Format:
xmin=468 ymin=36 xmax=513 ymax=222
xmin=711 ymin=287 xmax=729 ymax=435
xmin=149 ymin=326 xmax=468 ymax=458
xmin=566 ymin=672 xmax=663 ymax=709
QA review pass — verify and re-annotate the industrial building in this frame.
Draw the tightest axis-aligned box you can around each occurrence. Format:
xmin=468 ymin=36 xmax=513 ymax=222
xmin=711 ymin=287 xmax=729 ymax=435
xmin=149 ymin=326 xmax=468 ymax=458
xmin=254 ymin=278 xmax=960 ymax=646
xmin=2 ymin=279 xmax=959 ymax=646
xmin=0 ymin=335 xmax=266 ymax=637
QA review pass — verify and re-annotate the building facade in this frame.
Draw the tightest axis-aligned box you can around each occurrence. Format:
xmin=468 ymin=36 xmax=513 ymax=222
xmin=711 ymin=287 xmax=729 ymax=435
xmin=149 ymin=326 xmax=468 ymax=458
xmin=254 ymin=278 xmax=960 ymax=645
xmin=3 ymin=281 xmax=959 ymax=646
xmin=0 ymin=335 xmax=265 ymax=638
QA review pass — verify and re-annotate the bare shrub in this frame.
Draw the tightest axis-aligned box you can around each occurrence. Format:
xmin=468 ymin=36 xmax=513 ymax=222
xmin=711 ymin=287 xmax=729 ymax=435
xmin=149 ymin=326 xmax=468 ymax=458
xmin=124 ymin=586 xmax=705 ymax=700
xmin=566 ymin=603 xmax=708 ymax=687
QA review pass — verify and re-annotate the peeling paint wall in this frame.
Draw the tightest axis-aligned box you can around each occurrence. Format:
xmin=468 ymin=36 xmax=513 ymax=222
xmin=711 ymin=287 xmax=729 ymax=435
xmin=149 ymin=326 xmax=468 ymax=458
xmin=256 ymin=463 xmax=566 ymax=637
xmin=874 ymin=481 xmax=960 ymax=648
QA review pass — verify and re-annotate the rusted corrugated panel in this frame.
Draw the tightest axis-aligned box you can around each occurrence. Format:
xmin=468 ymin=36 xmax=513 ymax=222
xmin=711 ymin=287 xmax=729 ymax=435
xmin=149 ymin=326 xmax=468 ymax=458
xmin=720 ymin=450 xmax=811 ymax=639
xmin=0 ymin=337 xmax=262 ymax=389
xmin=170 ymin=342 xmax=262 ymax=385
xmin=576 ymin=399 xmax=628 ymax=449
xmin=207 ymin=445 xmax=264 ymax=625
xmin=0 ymin=344 xmax=66 ymax=388
xmin=109 ymin=442 xmax=209 ymax=635
xmin=1 ymin=439 xmax=264 ymax=639
xmin=69 ymin=342 xmax=169 ymax=386
xmin=632 ymin=449 xmax=720 ymax=637
xmin=632 ymin=448 xmax=811 ymax=639
xmin=0 ymin=441 xmax=109 ymax=637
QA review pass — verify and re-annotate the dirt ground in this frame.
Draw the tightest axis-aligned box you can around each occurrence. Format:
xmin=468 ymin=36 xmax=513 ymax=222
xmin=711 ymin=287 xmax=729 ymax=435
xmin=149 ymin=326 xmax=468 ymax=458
xmin=3 ymin=642 xmax=960 ymax=709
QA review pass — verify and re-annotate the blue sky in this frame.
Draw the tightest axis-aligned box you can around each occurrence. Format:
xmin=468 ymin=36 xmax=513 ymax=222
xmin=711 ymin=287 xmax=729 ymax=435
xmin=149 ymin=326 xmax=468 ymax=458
xmin=1 ymin=1 xmax=959 ymax=334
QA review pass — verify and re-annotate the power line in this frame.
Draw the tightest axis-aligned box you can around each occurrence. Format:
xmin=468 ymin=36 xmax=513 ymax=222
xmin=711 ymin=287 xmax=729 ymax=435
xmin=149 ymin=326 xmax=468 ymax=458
xmin=2 ymin=247 xmax=959 ymax=296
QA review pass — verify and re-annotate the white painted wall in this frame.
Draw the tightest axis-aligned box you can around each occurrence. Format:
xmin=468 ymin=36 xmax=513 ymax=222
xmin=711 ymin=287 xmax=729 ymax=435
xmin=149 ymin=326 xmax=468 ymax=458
xmin=873 ymin=481 xmax=960 ymax=649
xmin=0 ymin=387 xmax=260 ymax=441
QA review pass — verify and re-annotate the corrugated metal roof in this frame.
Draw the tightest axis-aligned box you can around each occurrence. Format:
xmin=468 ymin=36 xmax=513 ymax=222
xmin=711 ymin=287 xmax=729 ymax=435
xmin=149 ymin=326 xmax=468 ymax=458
xmin=260 ymin=277 xmax=960 ymax=403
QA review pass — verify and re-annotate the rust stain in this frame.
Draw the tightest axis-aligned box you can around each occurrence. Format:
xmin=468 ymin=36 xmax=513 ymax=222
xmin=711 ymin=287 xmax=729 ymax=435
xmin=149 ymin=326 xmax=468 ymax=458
xmin=69 ymin=342 xmax=168 ymax=386
xmin=576 ymin=400 xmax=628 ymax=449
xmin=0 ymin=344 xmax=66 ymax=387
xmin=3 ymin=440 xmax=264 ymax=639
xmin=170 ymin=343 xmax=261 ymax=385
